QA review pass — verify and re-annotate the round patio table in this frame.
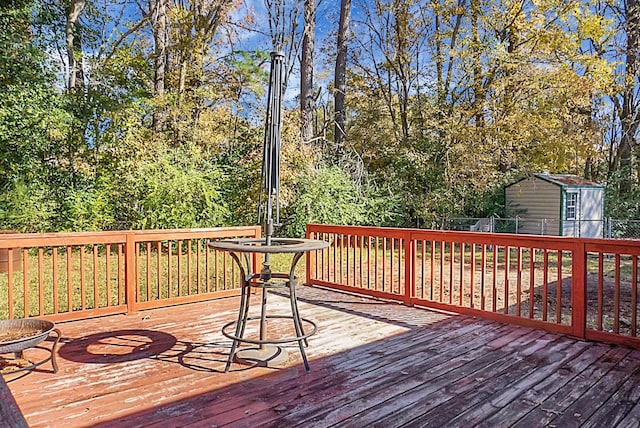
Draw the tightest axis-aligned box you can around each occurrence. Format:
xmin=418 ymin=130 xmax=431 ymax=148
xmin=208 ymin=237 xmax=328 ymax=371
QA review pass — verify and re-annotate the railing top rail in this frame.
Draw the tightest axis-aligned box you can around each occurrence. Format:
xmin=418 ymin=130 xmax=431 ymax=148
xmin=585 ymin=240 xmax=640 ymax=254
xmin=307 ymin=224 xmax=415 ymax=237
xmin=0 ymin=231 xmax=130 ymax=248
xmin=409 ymin=229 xmax=578 ymax=249
xmin=131 ymin=226 xmax=261 ymax=242
xmin=307 ymin=223 xmax=640 ymax=252
xmin=0 ymin=226 xmax=262 ymax=248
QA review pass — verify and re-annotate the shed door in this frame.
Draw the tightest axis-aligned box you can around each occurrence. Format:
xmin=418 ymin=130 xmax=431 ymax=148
xmin=579 ymin=188 xmax=604 ymax=238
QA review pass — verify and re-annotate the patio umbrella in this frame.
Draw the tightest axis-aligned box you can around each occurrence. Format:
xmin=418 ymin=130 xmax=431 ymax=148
xmin=258 ymin=51 xmax=285 ymax=277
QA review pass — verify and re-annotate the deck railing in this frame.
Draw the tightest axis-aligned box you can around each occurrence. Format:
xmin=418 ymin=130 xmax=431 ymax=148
xmin=0 ymin=226 xmax=260 ymax=322
xmin=306 ymin=224 xmax=640 ymax=349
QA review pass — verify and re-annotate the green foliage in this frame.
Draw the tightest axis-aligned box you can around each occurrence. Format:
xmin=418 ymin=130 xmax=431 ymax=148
xmin=281 ymin=166 xmax=401 ymax=237
xmin=0 ymin=180 xmax=56 ymax=232
xmin=112 ymin=143 xmax=230 ymax=230
xmin=604 ymin=167 xmax=640 ymax=220
xmin=281 ymin=167 xmax=364 ymax=237
xmin=59 ymin=186 xmax=115 ymax=232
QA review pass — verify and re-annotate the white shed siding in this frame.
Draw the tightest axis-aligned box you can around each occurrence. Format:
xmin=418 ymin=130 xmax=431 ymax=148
xmin=563 ymin=187 xmax=604 ymax=238
xmin=505 ymin=178 xmax=561 ymax=235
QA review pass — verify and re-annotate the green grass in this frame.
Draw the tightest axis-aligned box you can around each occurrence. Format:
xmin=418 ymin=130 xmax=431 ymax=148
xmin=0 ymin=243 xmax=304 ymax=320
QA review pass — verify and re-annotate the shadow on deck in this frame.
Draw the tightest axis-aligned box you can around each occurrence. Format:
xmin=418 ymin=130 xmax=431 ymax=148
xmin=6 ymin=286 xmax=640 ymax=427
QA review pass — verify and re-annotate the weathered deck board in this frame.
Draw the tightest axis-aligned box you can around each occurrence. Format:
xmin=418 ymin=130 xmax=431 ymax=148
xmin=4 ymin=285 xmax=640 ymax=427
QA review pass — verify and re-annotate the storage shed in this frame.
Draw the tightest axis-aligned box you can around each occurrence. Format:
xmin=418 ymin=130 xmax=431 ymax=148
xmin=505 ymin=173 xmax=604 ymax=238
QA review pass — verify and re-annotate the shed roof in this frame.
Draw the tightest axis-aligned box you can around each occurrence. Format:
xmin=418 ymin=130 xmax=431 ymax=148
xmin=507 ymin=173 xmax=603 ymax=188
xmin=535 ymin=173 xmax=602 ymax=187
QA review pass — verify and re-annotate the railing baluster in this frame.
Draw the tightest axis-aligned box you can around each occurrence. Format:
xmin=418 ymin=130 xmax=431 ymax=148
xmin=52 ymin=247 xmax=59 ymax=314
xmin=38 ymin=247 xmax=44 ymax=316
xmin=367 ymin=235 xmax=371 ymax=289
xmin=542 ymin=249 xmax=549 ymax=321
xmin=23 ymin=249 xmax=29 ymax=318
xmin=168 ymin=241 xmax=173 ymax=297
xmin=196 ymin=238 xmax=201 ymax=294
xmin=459 ymin=242 xmax=464 ymax=306
xmin=614 ymin=254 xmax=621 ymax=334
xmin=93 ymin=245 xmax=99 ymax=309
xmin=7 ymin=249 xmax=14 ymax=319
xmin=214 ymin=247 xmax=219 ymax=292
xmin=599 ymin=252 xmax=606 ymax=330
xmin=492 ymin=245 xmax=497 ymax=312
xmin=382 ymin=237 xmax=387 ymax=292
xmin=80 ymin=246 xmax=86 ymax=310
xmin=146 ymin=242 xmax=151 ymax=301
xmin=375 ymin=237 xmax=379 ymax=291
xmin=187 ymin=239 xmax=192 ymax=295
xmin=156 ymin=242 xmax=162 ymax=299
xmin=449 ymin=241 xmax=454 ymax=305
xmin=118 ymin=243 xmax=123 ymax=305
xmin=223 ymin=250 xmax=228 ymax=290
xmin=529 ymin=247 xmax=535 ymax=319
xmin=421 ymin=239 xmax=426 ymax=300
xmin=557 ymin=250 xmax=563 ymax=324
xmin=360 ymin=234 xmax=364 ymax=289
xmin=439 ymin=240 xmax=444 ymax=303
xmin=66 ymin=246 xmax=72 ymax=313
xmin=177 ymin=240 xmax=183 ymax=296
xmin=105 ymin=244 xmax=111 ymax=307
xmin=504 ymin=246 xmax=510 ymax=315
xmin=346 ymin=234 xmax=350 ymax=286
xmin=516 ymin=247 xmax=522 ymax=316
xmin=632 ymin=256 xmax=638 ymax=337
xmin=481 ymin=244 xmax=486 ymax=311
xmin=430 ymin=240 xmax=435 ymax=301
xmin=470 ymin=242 xmax=475 ymax=309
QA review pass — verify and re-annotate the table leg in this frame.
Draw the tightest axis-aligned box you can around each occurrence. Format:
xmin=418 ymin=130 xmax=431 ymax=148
xmin=225 ymin=252 xmax=251 ymax=372
xmin=288 ymin=278 xmax=310 ymax=371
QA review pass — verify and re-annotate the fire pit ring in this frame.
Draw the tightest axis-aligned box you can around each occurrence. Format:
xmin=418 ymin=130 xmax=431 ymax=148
xmin=0 ymin=319 xmax=61 ymax=379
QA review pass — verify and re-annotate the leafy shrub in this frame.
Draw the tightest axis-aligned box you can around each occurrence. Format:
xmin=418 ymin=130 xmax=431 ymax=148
xmin=281 ymin=166 xmax=401 ymax=237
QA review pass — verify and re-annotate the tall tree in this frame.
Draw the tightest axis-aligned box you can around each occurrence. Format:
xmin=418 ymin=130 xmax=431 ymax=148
xmin=152 ymin=0 xmax=167 ymax=132
xmin=611 ymin=0 xmax=640 ymax=196
xmin=334 ymin=0 xmax=351 ymax=155
xmin=65 ymin=0 xmax=85 ymax=90
xmin=300 ymin=0 xmax=315 ymax=144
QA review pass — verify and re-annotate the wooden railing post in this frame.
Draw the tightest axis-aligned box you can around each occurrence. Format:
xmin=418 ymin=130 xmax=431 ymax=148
xmin=572 ymin=240 xmax=587 ymax=339
xmin=404 ymin=231 xmax=414 ymax=306
xmin=125 ymin=232 xmax=136 ymax=314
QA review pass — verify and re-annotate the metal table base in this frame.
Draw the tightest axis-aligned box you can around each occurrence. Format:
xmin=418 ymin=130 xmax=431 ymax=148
xmin=209 ymin=238 xmax=328 ymax=372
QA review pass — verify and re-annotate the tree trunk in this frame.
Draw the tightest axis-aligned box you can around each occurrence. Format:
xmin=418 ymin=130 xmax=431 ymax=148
xmin=334 ymin=0 xmax=351 ymax=156
xmin=614 ymin=0 xmax=640 ymax=194
xmin=471 ymin=0 xmax=483 ymax=128
xmin=65 ymin=0 xmax=85 ymax=90
xmin=152 ymin=0 xmax=167 ymax=132
xmin=300 ymin=0 xmax=315 ymax=144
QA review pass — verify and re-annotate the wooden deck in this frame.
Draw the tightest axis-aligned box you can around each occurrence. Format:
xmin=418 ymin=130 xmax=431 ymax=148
xmin=4 ymin=286 xmax=640 ymax=427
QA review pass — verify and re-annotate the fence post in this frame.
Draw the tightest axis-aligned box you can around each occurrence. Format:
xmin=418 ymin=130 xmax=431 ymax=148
xmin=404 ymin=231 xmax=414 ymax=306
xmin=571 ymin=240 xmax=587 ymax=339
xmin=125 ymin=232 xmax=136 ymax=314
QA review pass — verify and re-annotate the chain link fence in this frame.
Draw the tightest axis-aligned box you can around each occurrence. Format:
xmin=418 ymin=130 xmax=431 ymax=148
xmin=439 ymin=217 xmax=640 ymax=240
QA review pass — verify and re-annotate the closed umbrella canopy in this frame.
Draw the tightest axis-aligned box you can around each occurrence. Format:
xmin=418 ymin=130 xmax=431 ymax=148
xmin=259 ymin=51 xmax=284 ymax=241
